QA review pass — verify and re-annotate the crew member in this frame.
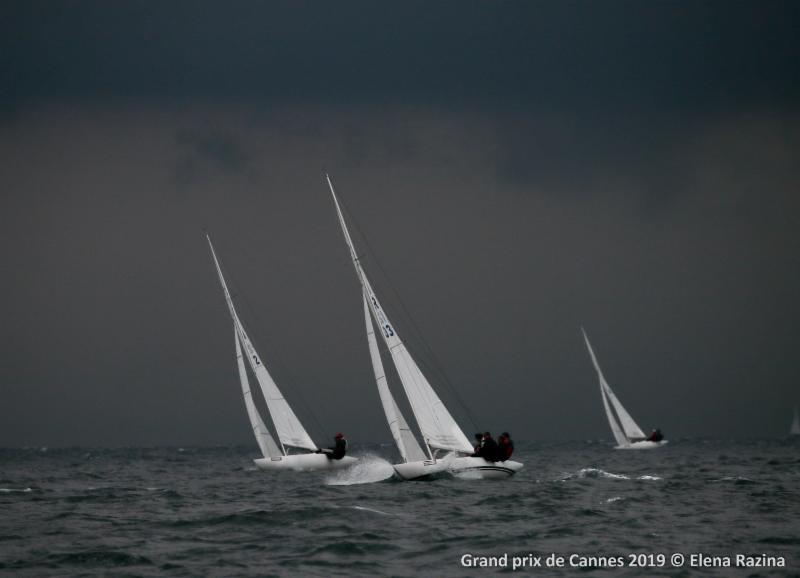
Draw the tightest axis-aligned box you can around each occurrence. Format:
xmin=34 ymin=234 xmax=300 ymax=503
xmin=316 ymin=433 xmax=348 ymax=459
xmin=498 ymin=432 xmax=514 ymax=460
xmin=478 ymin=431 xmax=499 ymax=462
xmin=470 ymin=432 xmax=484 ymax=456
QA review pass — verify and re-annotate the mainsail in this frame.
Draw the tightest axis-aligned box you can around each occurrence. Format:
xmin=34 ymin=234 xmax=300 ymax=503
xmin=208 ymin=235 xmax=318 ymax=452
xmin=791 ymin=407 xmax=800 ymax=436
xmin=582 ymin=328 xmax=646 ymax=445
xmin=235 ymin=328 xmax=282 ymax=458
xmin=363 ymin=296 xmax=427 ymax=462
xmin=328 ymin=175 xmax=474 ymax=455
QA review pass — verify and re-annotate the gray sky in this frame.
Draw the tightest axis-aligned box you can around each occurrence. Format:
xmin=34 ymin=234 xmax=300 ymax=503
xmin=1 ymin=1 xmax=799 ymax=447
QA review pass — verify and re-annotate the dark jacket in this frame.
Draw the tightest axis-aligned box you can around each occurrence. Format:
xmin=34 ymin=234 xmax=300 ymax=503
xmin=330 ymin=438 xmax=347 ymax=460
xmin=498 ymin=437 xmax=514 ymax=460
xmin=479 ymin=437 xmax=500 ymax=462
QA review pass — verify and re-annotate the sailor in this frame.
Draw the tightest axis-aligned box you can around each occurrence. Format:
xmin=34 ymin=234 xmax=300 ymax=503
xmin=497 ymin=432 xmax=514 ymax=460
xmin=646 ymin=429 xmax=664 ymax=442
xmin=478 ymin=431 xmax=500 ymax=462
xmin=316 ymin=433 xmax=348 ymax=460
xmin=470 ymin=432 xmax=484 ymax=456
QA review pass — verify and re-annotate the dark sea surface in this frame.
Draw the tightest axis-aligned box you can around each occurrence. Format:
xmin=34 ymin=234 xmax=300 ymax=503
xmin=1 ymin=440 xmax=799 ymax=577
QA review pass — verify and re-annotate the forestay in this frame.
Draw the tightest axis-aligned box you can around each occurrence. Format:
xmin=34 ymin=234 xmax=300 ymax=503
xmin=363 ymin=296 xmax=427 ymax=462
xmin=208 ymin=236 xmax=318 ymax=452
xmin=328 ymin=176 xmax=474 ymax=454
xmin=235 ymin=328 xmax=282 ymax=458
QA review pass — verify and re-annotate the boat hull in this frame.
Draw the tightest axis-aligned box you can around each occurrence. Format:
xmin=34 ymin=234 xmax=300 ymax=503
xmin=393 ymin=456 xmax=524 ymax=480
xmin=253 ymin=454 xmax=357 ymax=471
xmin=448 ymin=457 xmax=524 ymax=479
xmin=393 ymin=459 xmax=450 ymax=480
xmin=615 ymin=440 xmax=668 ymax=450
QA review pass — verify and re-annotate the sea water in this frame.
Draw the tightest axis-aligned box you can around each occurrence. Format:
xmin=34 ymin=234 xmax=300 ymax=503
xmin=1 ymin=439 xmax=798 ymax=576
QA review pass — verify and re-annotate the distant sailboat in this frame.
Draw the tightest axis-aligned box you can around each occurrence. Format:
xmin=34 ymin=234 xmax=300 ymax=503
xmin=791 ymin=407 xmax=800 ymax=436
xmin=581 ymin=328 xmax=667 ymax=450
xmin=207 ymin=235 xmax=356 ymax=470
xmin=327 ymin=175 xmax=523 ymax=479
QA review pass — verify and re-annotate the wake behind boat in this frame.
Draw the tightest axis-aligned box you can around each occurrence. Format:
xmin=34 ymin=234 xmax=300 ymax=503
xmin=581 ymin=328 xmax=668 ymax=450
xmin=327 ymin=175 xmax=523 ymax=479
xmin=207 ymin=236 xmax=356 ymax=471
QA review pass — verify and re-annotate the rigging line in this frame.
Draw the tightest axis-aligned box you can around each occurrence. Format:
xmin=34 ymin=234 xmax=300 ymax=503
xmin=335 ymin=189 xmax=481 ymax=433
xmin=210 ymin=237 xmax=328 ymax=444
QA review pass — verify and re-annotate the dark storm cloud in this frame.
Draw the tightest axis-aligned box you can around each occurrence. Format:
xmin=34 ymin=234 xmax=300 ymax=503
xmin=1 ymin=1 xmax=799 ymax=112
xmin=1 ymin=2 xmax=799 ymax=447
xmin=174 ymin=128 xmax=250 ymax=184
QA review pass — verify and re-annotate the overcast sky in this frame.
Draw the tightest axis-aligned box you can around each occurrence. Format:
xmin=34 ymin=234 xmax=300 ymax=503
xmin=1 ymin=1 xmax=799 ymax=447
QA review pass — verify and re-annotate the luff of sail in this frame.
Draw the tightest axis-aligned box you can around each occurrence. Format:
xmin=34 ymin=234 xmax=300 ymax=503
xmin=235 ymin=327 xmax=282 ymax=458
xmin=363 ymin=295 xmax=427 ymax=462
xmin=208 ymin=235 xmax=318 ymax=452
xmin=328 ymin=175 xmax=474 ymax=454
xmin=582 ymin=328 xmax=646 ymax=445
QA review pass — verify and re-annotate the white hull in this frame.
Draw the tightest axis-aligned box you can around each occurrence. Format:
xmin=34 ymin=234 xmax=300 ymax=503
xmin=449 ymin=457 xmax=524 ymax=478
xmin=393 ymin=459 xmax=451 ymax=480
xmin=615 ymin=440 xmax=668 ymax=450
xmin=254 ymin=454 xmax=357 ymax=471
xmin=393 ymin=456 xmax=523 ymax=480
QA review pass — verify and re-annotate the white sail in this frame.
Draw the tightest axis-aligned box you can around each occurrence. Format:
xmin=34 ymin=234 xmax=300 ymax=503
xmin=363 ymin=295 xmax=427 ymax=462
xmin=582 ymin=328 xmax=646 ymax=444
xmin=208 ymin=235 xmax=318 ymax=452
xmin=328 ymin=175 xmax=474 ymax=454
xmin=235 ymin=328 xmax=282 ymax=458
xmin=791 ymin=407 xmax=800 ymax=436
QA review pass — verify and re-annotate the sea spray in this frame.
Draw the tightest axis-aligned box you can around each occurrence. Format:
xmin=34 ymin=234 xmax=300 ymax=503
xmin=324 ymin=454 xmax=395 ymax=485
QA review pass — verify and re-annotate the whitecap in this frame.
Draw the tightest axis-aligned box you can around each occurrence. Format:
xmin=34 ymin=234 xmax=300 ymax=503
xmin=0 ymin=487 xmax=33 ymax=493
xmin=637 ymin=475 xmax=662 ymax=481
xmin=560 ymin=467 xmax=630 ymax=481
xmin=605 ymin=496 xmax=623 ymax=503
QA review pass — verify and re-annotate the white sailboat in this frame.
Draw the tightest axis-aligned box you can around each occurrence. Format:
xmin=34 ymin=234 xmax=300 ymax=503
xmin=581 ymin=328 xmax=667 ymax=450
xmin=327 ymin=175 xmax=523 ymax=479
xmin=208 ymin=235 xmax=357 ymax=470
xmin=790 ymin=407 xmax=800 ymax=436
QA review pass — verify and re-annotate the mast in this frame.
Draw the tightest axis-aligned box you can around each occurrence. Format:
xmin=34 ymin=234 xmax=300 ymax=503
xmin=207 ymin=235 xmax=318 ymax=452
xmin=327 ymin=175 xmax=473 ymax=454
xmin=582 ymin=327 xmax=633 ymax=446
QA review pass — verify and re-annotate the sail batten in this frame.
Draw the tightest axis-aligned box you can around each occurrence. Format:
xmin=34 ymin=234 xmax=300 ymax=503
xmin=328 ymin=176 xmax=474 ymax=455
xmin=208 ymin=235 xmax=318 ymax=452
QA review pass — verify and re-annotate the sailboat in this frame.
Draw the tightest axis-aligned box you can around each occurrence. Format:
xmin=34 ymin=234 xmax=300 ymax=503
xmin=790 ymin=408 xmax=800 ymax=436
xmin=207 ymin=235 xmax=357 ymax=470
xmin=581 ymin=328 xmax=667 ymax=449
xmin=327 ymin=175 xmax=523 ymax=479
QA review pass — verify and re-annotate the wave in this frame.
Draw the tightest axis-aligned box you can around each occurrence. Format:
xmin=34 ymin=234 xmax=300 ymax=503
xmin=324 ymin=454 xmax=395 ymax=485
xmin=559 ymin=468 xmax=630 ymax=481
xmin=0 ymin=487 xmax=33 ymax=493
xmin=712 ymin=476 xmax=756 ymax=485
